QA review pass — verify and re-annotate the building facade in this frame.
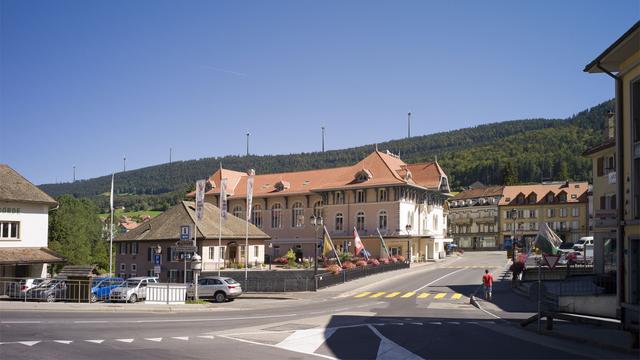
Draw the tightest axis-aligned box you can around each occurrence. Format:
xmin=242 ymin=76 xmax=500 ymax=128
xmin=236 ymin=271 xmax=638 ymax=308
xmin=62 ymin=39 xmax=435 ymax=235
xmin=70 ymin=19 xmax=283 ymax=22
xmin=0 ymin=165 xmax=64 ymax=278
xmin=583 ymin=112 xmax=617 ymax=274
xmin=115 ymin=201 xmax=269 ymax=282
xmin=201 ymin=150 xmax=453 ymax=262
xmin=585 ymin=20 xmax=640 ymax=334
xmin=448 ymin=185 xmax=504 ymax=250
xmin=498 ymin=182 xmax=590 ymax=245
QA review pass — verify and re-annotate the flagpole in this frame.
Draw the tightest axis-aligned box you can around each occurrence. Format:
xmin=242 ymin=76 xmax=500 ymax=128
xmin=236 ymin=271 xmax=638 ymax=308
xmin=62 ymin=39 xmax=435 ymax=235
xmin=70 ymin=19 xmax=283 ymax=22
xmin=324 ymin=226 xmax=342 ymax=268
xmin=109 ymin=173 xmax=114 ymax=277
xmin=377 ymin=228 xmax=391 ymax=259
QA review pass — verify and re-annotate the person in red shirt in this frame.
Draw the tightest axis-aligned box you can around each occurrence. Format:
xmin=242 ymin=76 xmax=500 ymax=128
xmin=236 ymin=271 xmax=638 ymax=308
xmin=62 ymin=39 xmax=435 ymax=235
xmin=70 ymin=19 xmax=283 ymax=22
xmin=482 ymin=269 xmax=494 ymax=301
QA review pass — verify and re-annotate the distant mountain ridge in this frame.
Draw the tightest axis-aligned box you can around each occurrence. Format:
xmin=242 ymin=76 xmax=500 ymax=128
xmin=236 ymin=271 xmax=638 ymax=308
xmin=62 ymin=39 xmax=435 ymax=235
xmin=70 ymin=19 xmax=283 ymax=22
xmin=39 ymin=99 xmax=614 ymax=211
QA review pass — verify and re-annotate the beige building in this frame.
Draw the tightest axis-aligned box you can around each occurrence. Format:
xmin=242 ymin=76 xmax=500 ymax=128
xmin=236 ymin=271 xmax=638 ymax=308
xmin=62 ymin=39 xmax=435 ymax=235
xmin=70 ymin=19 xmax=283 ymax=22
xmin=498 ymin=182 xmax=590 ymax=245
xmin=201 ymin=150 xmax=453 ymax=262
xmin=583 ymin=112 xmax=617 ymax=274
xmin=115 ymin=201 xmax=269 ymax=282
xmin=585 ymin=20 xmax=640 ymax=335
xmin=448 ymin=185 xmax=504 ymax=250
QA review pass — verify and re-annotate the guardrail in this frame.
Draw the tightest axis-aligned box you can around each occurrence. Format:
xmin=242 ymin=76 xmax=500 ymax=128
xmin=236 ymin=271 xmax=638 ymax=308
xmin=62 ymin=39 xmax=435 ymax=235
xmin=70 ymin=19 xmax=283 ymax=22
xmin=146 ymin=283 xmax=187 ymax=304
xmin=0 ymin=277 xmax=92 ymax=303
xmin=315 ymin=261 xmax=410 ymax=290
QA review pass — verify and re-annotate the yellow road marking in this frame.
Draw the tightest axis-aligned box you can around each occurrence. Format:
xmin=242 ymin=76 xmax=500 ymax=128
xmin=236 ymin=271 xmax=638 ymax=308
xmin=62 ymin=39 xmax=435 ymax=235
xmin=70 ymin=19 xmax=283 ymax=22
xmin=434 ymin=293 xmax=446 ymax=299
xmin=451 ymin=293 xmax=462 ymax=300
xmin=417 ymin=293 xmax=430 ymax=299
xmin=354 ymin=292 xmax=372 ymax=298
xmin=385 ymin=292 xmax=401 ymax=298
xmin=401 ymin=292 xmax=415 ymax=298
xmin=370 ymin=292 xmax=386 ymax=298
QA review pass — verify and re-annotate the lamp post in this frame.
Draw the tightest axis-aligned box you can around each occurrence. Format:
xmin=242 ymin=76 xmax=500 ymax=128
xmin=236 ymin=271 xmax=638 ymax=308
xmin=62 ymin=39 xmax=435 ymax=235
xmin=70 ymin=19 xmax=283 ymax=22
xmin=268 ymin=243 xmax=273 ymax=270
xmin=154 ymin=244 xmax=162 ymax=279
xmin=511 ymin=208 xmax=518 ymax=261
xmin=310 ymin=215 xmax=323 ymax=276
xmin=406 ymin=224 xmax=412 ymax=262
xmin=191 ymin=253 xmax=202 ymax=301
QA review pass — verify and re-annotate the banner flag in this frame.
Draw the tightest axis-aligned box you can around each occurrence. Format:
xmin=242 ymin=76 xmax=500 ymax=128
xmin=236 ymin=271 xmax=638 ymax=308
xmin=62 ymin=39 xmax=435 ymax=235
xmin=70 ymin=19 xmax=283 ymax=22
xmin=323 ymin=226 xmax=342 ymax=267
xmin=195 ymin=179 xmax=206 ymax=221
xmin=376 ymin=228 xmax=391 ymax=259
xmin=109 ymin=173 xmax=114 ymax=211
xmin=246 ymin=175 xmax=254 ymax=221
xmin=533 ymin=222 xmax=562 ymax=255
xmin=220 ymin=178 xmax=228 ymax=220
xmin=353 ymin=227 xmax=368 ymax=259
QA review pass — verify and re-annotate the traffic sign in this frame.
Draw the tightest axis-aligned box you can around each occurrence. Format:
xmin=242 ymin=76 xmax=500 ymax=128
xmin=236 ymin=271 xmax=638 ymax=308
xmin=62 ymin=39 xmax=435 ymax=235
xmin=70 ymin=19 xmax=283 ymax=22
xmin=154 ymin=254 xmax=161 ymax=265
xmin=542 ymin=254 xmax=561 ymax=269
xmin=176 ymin=246 xmax=197 ymax=253
xmin=180 ymin=225 xmax=191 ymax=241
xmin=153 ymin=265 xmax=161 ymax=275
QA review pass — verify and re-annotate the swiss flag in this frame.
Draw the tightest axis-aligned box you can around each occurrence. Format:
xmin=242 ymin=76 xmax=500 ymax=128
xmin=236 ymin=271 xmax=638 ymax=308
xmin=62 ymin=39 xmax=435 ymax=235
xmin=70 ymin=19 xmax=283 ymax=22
xmin=354 ymin=227 xmax=367 ymax=259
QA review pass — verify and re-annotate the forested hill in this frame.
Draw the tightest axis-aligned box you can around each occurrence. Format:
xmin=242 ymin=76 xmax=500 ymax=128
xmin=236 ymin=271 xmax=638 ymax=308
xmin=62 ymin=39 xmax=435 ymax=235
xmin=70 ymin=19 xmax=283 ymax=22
xmin=40 ymin=99 xmax=614 ymax=211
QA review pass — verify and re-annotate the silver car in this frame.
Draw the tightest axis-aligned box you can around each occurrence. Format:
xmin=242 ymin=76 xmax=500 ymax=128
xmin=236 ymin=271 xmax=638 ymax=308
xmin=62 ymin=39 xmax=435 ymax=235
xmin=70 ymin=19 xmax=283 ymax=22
xmin=109 ymin=277 xmax=158 ymax=303
xmin=187 ymin=276 xmax=242 ymax=303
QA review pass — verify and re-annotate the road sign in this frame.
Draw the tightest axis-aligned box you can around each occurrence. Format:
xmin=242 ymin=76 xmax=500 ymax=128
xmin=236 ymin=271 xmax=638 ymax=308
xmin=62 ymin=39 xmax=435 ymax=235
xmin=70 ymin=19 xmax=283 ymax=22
xmin=153 ymin=265 xmax=161 ymax=275
xmin=176 ymin=246 xmax=197 ymax=253
xmin=180 ymin=225 xmax=191 ymax=241
xmin=542 ymin=254 xmax=561 ymax=269
xmin=154 ymin=254 xmax=161 ymax=265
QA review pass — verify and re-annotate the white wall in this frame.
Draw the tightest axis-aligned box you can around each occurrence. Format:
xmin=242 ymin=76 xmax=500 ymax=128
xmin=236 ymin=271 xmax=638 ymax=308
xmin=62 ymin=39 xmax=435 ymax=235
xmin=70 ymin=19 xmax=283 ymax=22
xmin=0 ymin=202 xmax=50 ymax=248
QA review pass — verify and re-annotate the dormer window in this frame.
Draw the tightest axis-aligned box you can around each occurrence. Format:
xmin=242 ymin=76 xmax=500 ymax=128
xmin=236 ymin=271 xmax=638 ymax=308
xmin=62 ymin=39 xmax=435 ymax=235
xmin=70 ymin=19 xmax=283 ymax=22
xmin=354 ymin=169 xmax=373 ymax=183
xmin=404 ymin=170 xmax=412 ymax=181
xmin=439 ymin=177 xmax=450 ymax=192
xmin=274 ymin=180 xmax=290 ymax=192
xmin=546 ymin=193 xmax=554 ymax=203
xmin=528 ymin=194 xmax=537 ymax=204
xmin=558 ymin=192 xmax=567 ymax=202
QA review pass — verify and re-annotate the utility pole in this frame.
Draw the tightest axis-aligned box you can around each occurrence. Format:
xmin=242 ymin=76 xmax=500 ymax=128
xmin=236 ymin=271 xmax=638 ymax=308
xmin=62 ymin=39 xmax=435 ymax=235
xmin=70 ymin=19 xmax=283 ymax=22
xmin=246 ymin=132 xmax=250 ymax=156
xmin=123 ymin=156 xmax=126 ymax=172
xmin=321 ymin=127 xmax=325 ymax=152
xmin=407 ymin=112 xmax=412 ymax=138
xmin=73 ymin=165 xmax=76 ymax=182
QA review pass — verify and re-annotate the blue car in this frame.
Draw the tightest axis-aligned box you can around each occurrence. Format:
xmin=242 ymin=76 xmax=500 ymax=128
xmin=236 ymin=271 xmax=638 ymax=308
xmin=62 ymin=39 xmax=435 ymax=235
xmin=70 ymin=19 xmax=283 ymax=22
xmin=90 ymin=277 xmax=124 ymax=303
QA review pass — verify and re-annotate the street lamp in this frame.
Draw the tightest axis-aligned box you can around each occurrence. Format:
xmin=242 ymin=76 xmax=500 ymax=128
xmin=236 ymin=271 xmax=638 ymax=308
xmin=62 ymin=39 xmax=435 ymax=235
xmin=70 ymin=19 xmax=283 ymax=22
xmin=310 ymin=215 xmax=323 ymax=276
xmin=154 ymin=244 xmax=162 ymax=279
xmin=268 ymin=243 xmax=273 ymax=270
xmin=510 ymin=208 xmax=518 ymax=261
xmin=191 ymin=253 xmax=202 ymax=300
xmin=406 ymin=224 xmax=412 ymax=262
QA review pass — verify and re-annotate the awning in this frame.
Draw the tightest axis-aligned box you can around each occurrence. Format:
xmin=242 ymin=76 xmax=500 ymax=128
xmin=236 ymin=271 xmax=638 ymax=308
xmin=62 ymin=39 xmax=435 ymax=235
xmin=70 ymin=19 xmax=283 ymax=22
xmin=0 ymin=247 xmax=65 ymax=265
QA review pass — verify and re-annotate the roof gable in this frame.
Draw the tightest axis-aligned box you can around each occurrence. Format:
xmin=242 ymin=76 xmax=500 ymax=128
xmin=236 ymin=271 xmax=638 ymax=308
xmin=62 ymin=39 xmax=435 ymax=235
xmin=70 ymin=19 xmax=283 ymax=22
xmin=0 ymin=165 xmax=57 ymax=205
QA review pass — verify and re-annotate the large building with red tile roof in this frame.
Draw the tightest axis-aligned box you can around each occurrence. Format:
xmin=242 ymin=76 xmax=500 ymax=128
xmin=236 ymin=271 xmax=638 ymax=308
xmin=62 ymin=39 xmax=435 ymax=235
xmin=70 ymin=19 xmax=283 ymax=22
xmin=195 ymin=150 xmax=453 ymax=265
xmin=448 ymin=185 xmax=505 ymax=250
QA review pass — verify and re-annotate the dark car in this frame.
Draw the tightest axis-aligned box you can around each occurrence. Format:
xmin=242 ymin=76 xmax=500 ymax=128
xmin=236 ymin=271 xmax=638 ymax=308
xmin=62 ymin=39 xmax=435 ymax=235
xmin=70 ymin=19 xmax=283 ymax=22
xmin=27 ymin=279 xmax=67 ymax=303
xmin=559 ymin=242 xmax=575 ymax=250
xmin=90 ymin=277 xmax=124 ymax=303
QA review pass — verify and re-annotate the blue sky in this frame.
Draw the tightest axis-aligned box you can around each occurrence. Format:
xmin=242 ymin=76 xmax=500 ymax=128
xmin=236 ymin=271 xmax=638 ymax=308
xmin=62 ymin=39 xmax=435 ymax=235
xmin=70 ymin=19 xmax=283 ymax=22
xmin=1 ymin=1 xmax=638 ymax=185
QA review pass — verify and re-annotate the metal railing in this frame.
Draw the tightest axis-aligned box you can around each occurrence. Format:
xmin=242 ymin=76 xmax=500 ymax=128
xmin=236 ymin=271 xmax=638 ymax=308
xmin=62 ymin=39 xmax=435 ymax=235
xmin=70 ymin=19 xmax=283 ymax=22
xmin=315 ymin=261 xmax=410 ymax=290
xmin=0 ymin=277 xmax=92 ymax=303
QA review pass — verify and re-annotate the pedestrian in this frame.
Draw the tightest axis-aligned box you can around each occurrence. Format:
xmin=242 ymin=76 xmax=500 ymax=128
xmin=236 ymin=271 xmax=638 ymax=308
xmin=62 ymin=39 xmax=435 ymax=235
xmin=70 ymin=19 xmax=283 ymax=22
xmin=482 ymin=269 xmax=493 ymax=301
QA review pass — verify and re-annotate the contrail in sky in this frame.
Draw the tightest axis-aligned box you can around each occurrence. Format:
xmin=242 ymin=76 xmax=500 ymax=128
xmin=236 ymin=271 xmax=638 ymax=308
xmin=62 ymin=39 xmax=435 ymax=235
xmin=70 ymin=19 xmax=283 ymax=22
xmin=201 ymin=65 xmax=248 ymax=77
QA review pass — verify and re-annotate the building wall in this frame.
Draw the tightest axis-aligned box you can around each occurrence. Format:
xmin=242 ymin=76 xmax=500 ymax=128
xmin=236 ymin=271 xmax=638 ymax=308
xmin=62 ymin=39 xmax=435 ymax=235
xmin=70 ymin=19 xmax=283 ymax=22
xmin=0 ymin=201 xmax=50 ymax=248
xmin=449 ymin=204 xmax=500 ymax=249
xmin=498 ymin=202 xmax=589 ymax=243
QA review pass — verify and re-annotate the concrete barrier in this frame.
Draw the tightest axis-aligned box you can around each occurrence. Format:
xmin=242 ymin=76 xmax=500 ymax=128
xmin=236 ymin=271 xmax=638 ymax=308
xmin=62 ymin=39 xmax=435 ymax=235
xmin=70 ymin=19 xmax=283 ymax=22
xmin=558 ymin=294 xmax=617 ymax=318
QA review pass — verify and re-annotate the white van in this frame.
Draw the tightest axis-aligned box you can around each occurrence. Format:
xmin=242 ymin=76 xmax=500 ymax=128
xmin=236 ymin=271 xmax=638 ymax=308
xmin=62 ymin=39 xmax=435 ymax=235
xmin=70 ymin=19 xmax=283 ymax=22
xmin=572 ymin=236 xmax=594 ymax=251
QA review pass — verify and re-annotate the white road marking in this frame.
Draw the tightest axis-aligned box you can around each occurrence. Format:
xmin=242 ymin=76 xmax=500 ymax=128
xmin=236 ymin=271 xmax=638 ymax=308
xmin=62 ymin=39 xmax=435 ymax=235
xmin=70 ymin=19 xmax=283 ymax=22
xmin=219 ymin=334 xmax=337 ymax=359
xmin=197 ymin=335 xmax=215 ymax=339
xmin=172 ymin=336 xmax=189 ymax=341
xmin=428 ymin=322 xmax=442 ymax=325
xmin=115 ymin=338 xmax=134 ymax=343
xmin=411 ymin=322 xmax=423 ymax=325
xmin=74 ymin=320 xmax=107 ymax=324
xmin=447 ymin=322 xmax=460 ymax=325
xmin=145 ymin=338 xmax=162 ymax=342
xmin=85 ymin=340 xmax=104 ymax=344
xmin=19 ymin=341 xmax=40 ymax=346
xmin=276 ymin=328 xmax=337 ymax=354
xmin=413 ymin=268 xmax=467 ymax=292
xmin=1 ymin=321 xmax=41 ymax=324
xmin=0 ymin=313 xmax=298 ymax=325
xmin=368 ymin=325 xmax=424 ymax=360
xmin=53 ymin=340 xmax=73 ymax=344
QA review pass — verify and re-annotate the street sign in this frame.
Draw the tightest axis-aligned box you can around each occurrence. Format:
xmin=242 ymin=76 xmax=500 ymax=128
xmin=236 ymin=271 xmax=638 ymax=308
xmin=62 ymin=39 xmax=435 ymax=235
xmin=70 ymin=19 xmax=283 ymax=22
xmin=503 ymin=238 xmax=513 ymax=250
xmin=175 ymin=246 xmax=197 ymax=253
xmin=542 ymin=254 xmax=561 ymax=269
xmin=154 ymin=254 xmax=161 ymax=265
xmin=153 ymin=265 xmax=161 ymax=275
xmin=180 ymin=225 xmax=191 ymax=241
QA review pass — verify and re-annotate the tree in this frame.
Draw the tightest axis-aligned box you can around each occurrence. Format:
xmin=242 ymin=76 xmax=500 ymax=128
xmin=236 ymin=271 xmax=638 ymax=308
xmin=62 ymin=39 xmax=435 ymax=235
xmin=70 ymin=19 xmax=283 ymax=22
xmin=502 ymin=162 xmax=518 ymax=185
xmin=49 ymin=195 xmax=109 ymax=272
xmin=558 ymin=160 xmax=570 ymax=181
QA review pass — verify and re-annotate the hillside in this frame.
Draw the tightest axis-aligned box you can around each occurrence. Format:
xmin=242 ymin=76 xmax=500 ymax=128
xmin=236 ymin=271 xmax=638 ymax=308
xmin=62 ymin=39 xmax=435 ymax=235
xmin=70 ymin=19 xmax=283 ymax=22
xmin=40 ymin=99 xmax=614 ymax=212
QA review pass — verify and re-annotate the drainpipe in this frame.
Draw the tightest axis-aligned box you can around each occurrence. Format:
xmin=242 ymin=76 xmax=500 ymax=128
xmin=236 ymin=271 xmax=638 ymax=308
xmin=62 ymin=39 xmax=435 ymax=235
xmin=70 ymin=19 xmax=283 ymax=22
xmin=597 ymin=63 xmax=625 ymax=321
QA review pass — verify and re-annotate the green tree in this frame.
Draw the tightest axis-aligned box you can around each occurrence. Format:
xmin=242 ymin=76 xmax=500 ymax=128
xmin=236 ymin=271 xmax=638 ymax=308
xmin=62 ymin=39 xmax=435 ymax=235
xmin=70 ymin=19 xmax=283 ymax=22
xmin=502 ymin=162 xmax=518 ymax=185
xmin=49 ymin=195 xmax=109 ymax=272
xmin=558 ymin=160 xmax=570 ymax=181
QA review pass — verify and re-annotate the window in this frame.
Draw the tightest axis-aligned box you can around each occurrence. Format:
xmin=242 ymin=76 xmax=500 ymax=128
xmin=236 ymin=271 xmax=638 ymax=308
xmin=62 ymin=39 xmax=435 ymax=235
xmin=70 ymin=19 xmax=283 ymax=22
xmin=356 ymin=211 xmax=365 ymax=231
xmin=355 ymin=190 xmax=366 ymax=203
xmin=560 ymin=208 xmax=567 ymax=217
xmin=335 ymin=213 xmax=344 ymax=232
xmin=313 ymin=201 xmax=323 ymax=217
xmin=291 ymin=202 xmax=304 ymax=228
xmin=530 ymin=209 xmax=537 ymax=218
xmin=571 ymin=207 xmax=579 ymax=217
xmin=528 ymin=194 xmax=537 ymax=204
xmin=390 ymin=247 xmax=402 ymax=256
xmin=378 ymin=189 xmax=388 ymax=202
xmin=253 ymin=246 xmax=259 ymax=258
xmin=378 ymin=210 xmax=388 ymax=230
xmin=169 ymin=269 xmax=178 ymax=283
xmin=120 ymin=263 xmax=126 ymax=271
xmin=547 ymin=209 xmax=556 ymax=218
xmin=271 ymin=203 xmax=282 ymax=229
xmin=120 ymin=243 xmax=128 ymax=255
xmin=571 ymin=220 xmax=579 ymax=230
xmin=597 ymin=157 xmax=604 ymax=177
xmin=546 ymin=193 xmax=554 ymax=203
xmin=0 ymin=221 xmax=19 ymax=239
xmin=232 ymin=205 xmax=243 ymax=219
xmin=240 ymin=245 xmax=246 ymax=261
xmin=335 ymin=192 xmax=344 ymax=205
xmin=252 ymin=205 xmax=262 ymax=228
xmin=633 ymin=79 xmax=640 ymax=218
xmin=209 ymin=247 xmax=215 ymax=260
xmin=131 ymin=242 xmax=138 ymax=255
xmin=558 ymin=193 xmax=567 ymax=202
xmin=131 ymin=264 xmax=137 ymax=271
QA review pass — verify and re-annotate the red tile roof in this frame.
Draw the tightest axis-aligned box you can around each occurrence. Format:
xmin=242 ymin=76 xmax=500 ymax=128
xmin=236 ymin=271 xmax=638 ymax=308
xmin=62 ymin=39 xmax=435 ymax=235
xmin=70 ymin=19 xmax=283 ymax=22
xmin=500 ymin=182 xmax=589 ymax=205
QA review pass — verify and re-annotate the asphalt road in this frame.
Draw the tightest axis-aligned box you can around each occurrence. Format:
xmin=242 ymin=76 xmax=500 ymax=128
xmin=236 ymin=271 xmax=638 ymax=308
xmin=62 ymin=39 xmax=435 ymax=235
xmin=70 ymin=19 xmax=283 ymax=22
xmin=0 ymin=252 xmax=632 ymax=359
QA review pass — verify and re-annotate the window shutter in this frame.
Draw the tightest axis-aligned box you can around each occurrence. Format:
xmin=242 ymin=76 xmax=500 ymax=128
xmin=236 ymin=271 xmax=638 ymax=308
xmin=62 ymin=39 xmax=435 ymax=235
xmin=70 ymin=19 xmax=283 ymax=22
xmin=600 ymin=196 xmax=606 ymax=210
xmin=597 ymin=157 xmax=604 ymax=176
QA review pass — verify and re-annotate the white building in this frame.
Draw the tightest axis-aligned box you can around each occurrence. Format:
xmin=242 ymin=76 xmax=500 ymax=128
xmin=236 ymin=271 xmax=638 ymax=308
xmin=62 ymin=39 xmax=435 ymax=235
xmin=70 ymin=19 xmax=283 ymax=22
xmin=0 ymin=165 xmax=64 ymax=278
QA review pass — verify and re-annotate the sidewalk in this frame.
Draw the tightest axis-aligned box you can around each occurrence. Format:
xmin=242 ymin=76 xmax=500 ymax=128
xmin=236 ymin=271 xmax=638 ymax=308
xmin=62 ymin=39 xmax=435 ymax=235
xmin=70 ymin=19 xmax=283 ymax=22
xmin=475 ymin=262 xmax=639 ymax=354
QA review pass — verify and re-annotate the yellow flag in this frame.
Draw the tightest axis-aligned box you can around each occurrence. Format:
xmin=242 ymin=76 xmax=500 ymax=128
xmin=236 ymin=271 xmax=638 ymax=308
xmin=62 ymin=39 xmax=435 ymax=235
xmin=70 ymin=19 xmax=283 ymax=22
xmin=323 ymin=230 xmax=333 ymax=257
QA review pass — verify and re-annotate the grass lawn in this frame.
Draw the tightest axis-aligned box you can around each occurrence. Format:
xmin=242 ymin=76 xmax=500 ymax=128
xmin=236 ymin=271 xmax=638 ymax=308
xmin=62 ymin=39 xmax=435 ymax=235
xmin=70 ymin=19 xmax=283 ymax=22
xmin=98 ymin=209 xmax=163 ymax=220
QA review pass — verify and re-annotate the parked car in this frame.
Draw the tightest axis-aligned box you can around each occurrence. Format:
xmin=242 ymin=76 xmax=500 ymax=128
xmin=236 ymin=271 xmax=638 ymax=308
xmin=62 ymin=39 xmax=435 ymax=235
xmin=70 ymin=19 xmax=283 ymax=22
xmin=90 ymin=277 xmax=124 ymax=303
xmin=187 ymin=276 xmax=242 ymax=303
xmin=573 ymin=236 xmax=594 ymax=251
xmin=27 ymin=279 xmax=67 ymax=303
xmin=559 ymin=241 xmax=575 ymax=250
xmin=109 ymin=277 xmax=158 ymax=303
xmin=6 ymin=278 xmax=46 ymax=299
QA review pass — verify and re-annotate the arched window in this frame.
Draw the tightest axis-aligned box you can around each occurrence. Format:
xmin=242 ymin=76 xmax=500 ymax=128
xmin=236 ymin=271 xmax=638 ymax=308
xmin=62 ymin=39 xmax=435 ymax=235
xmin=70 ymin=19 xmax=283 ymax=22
xmin=313 ymin=201 xmax=323 ymax=217
xmin=271 ymin=203 xmax=282 ymax=229
xmin=291 ymin=202 xmax=304 ymax=228
xmin=335 ymin=213 xmax=344 ymax=232
xmin=252 ymin=205 xmax=262 ymax=228
xmin=356 ymin=211 xmax=366 ymax=231
xmin=232 ymin=205 xmax=243 ymax=219
xmin=378 ymin=210 xmax=388 ymax=230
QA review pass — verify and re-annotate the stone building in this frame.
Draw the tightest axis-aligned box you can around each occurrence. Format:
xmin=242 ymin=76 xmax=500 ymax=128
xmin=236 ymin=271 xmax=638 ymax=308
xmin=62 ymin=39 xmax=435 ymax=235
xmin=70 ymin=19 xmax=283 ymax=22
xmin=448 ymin=185 xmax=504 ymax=250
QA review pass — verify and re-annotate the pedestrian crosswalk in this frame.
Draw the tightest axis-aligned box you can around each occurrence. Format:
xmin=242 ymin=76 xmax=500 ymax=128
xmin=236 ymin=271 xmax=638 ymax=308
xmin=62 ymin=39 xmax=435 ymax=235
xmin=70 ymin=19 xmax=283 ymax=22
xmin=352 ymin=291 xmax=464 ymax=300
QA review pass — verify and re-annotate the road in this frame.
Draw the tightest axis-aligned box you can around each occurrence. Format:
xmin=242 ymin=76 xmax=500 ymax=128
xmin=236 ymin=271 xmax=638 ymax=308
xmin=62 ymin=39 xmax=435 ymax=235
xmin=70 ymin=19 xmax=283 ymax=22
xmin=0 ymin=252 xmax=631 ymax=359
